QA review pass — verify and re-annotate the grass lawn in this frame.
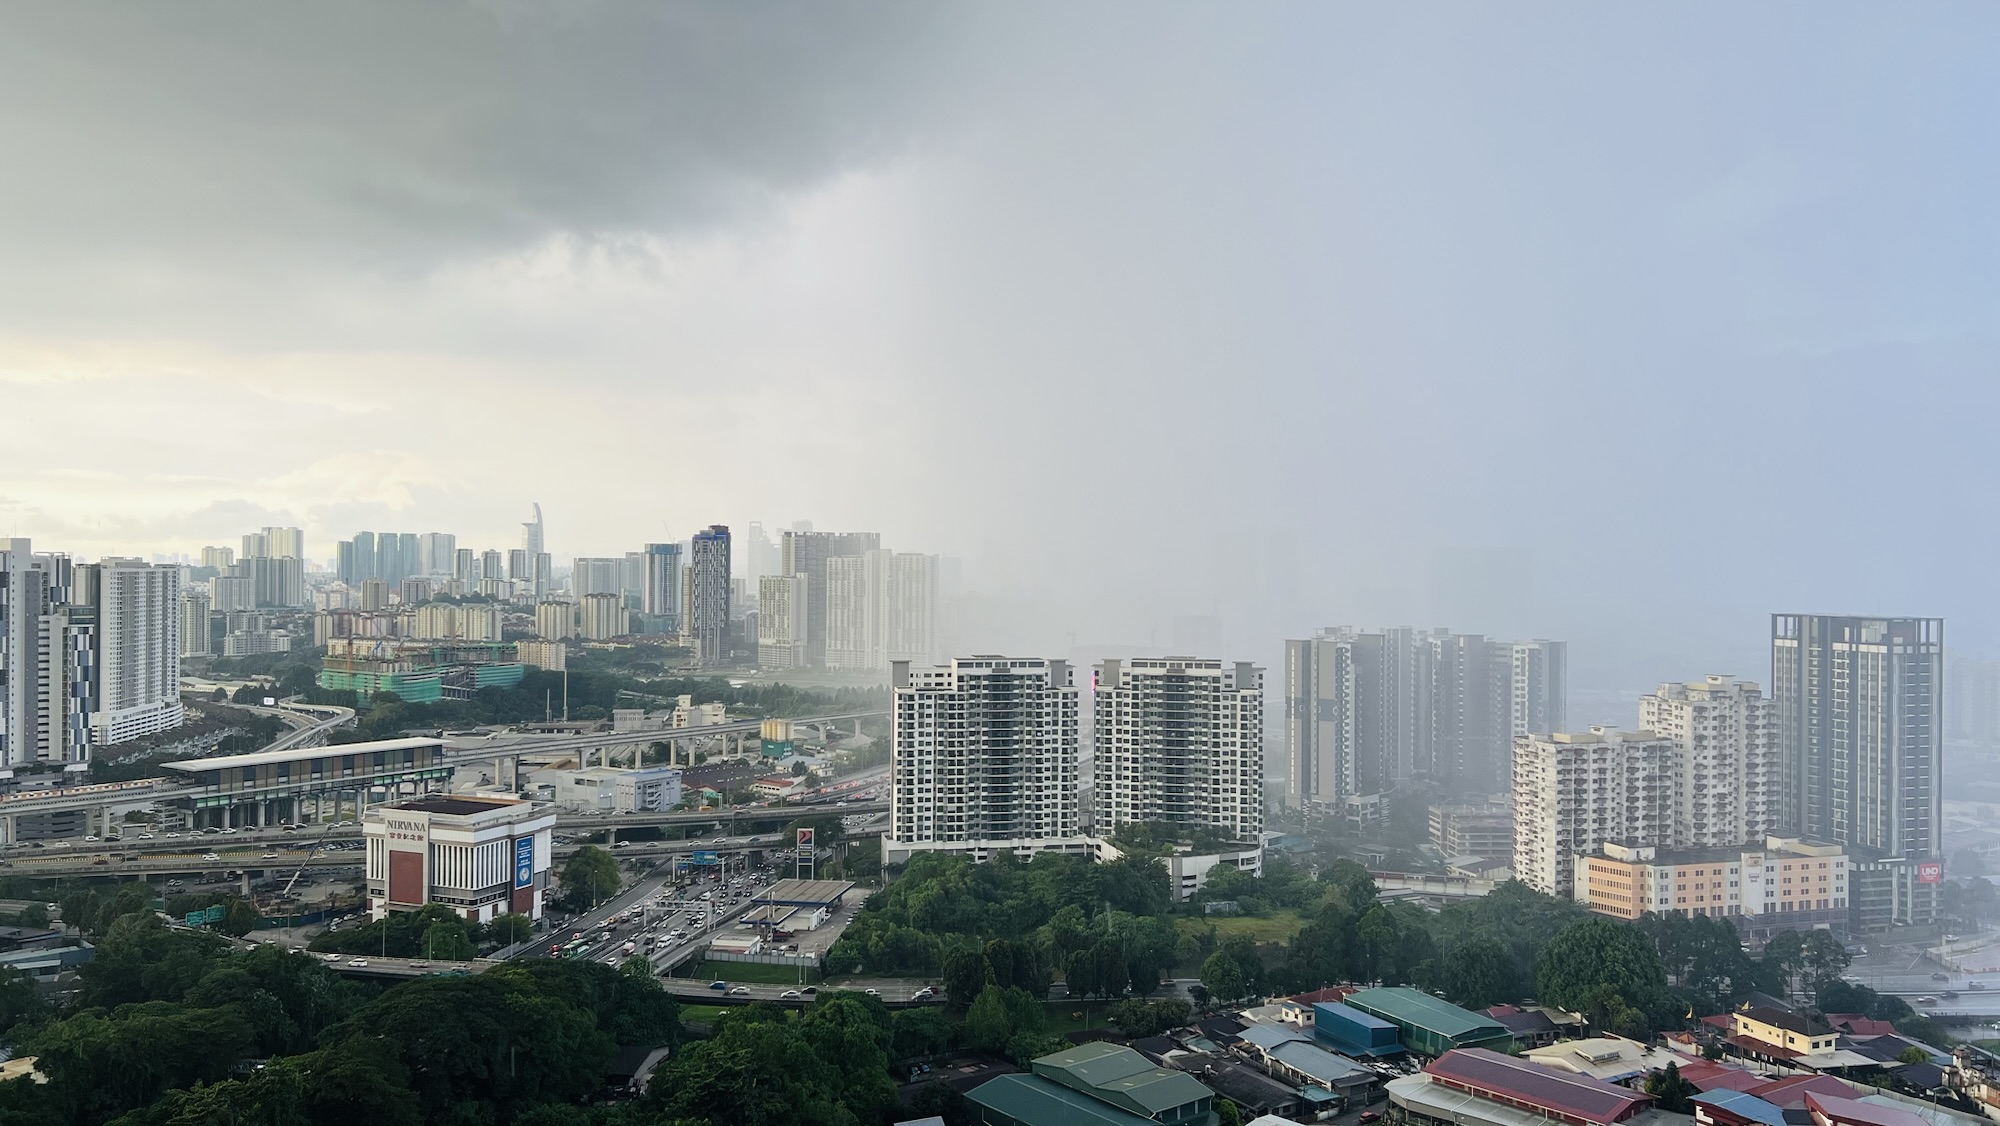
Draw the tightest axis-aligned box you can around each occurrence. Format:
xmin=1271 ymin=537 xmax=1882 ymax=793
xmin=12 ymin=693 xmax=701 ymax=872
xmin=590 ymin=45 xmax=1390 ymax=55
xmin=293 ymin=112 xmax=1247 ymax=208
xmin=1176 ymin=909 xmax=1305 ymax=945
xmin=1043 ymin=1000 xmax=1114 ymax=1035
xmin=679 ymin=1004 xmax=731 ymax=1025
xmin=679 ymin=960 xmax=821 ymax=985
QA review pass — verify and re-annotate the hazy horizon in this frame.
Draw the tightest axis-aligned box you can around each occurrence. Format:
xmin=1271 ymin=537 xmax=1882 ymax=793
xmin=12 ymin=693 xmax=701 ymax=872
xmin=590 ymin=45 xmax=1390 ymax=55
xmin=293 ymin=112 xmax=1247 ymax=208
xmin=6 ymin=3 xmax=1998 ymax=701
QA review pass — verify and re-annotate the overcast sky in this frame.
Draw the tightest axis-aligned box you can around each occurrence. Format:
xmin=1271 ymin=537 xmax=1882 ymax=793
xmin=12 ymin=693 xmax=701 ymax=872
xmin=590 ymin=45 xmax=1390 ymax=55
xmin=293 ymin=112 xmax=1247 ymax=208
xmin=3 ymin=3 xmax=1997 ymax=697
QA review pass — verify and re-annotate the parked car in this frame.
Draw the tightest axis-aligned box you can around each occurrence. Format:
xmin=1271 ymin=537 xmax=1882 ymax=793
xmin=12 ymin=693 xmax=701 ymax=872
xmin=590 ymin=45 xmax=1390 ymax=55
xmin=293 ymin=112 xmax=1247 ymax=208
xmin=1359 ymin=1113 xmax=1383 ymax=1124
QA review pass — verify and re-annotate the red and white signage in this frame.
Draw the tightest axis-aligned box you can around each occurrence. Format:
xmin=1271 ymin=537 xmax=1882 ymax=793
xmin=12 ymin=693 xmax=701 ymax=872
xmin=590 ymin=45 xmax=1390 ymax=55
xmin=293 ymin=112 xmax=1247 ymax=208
xmin=1918 ymin=860 xmax=1943 ymax=884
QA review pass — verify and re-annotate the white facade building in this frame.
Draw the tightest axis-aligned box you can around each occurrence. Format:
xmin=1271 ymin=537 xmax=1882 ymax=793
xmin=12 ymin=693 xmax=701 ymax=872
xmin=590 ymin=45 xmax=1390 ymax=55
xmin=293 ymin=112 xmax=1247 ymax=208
xmin=641 ymin=542 xmax=680 ymax=627
xmin=578 ymin=593 xmax=629 ymax=640
xmin=88 ymin=558 xmax=183 ymax=746
xmin=0 ymin=540 xmax=95 ymax=767
xmin=571 ymin=557 xmax=622 ymax=600
xmin=180 ymin=589 xmax=213 ymax=658
xmin=364 ymin=794 xmax=556 ymax=923
xmin=535 ymin=600 xmax=575 ymax=641
xmin=1638 ymin=675 xmax=1776 ymax=849
xmin=824 ymin=549 xmax=940 ymax=671
xmin=1092 ymin=657 xmax=1264 ymax=841
xmin=886 ymin=656 xmax=1084 ymax=863
xmin=757 ymin=573 xmax=808 ymax=669
xmin=545 ymin=765 xmax=683 ymax=812
xmin=1512 ymin=726 xmax=1674 ymax=899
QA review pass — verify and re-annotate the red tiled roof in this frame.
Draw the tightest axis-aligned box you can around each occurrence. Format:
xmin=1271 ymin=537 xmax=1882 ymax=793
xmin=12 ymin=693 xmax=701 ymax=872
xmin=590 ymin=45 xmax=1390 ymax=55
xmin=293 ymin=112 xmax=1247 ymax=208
xmin=1702 ymin=1014 xmax=1736 ymax=1030
xmin=1425 ymin=1049 xmax=1653 ymax=1126
xmin=1289 ymin=986 xmax=1355 ymax=1006
xmin=1750 ymin=1076 xmax=1854 ymax=1109
xmin=1803 ymin=1091 xmax=1928 ymax=1126
xmin=1674 ymin=1058 xmax=1765 ymax=1093
xmin=1825 ymin=1015 xmax=1897 ymax=1037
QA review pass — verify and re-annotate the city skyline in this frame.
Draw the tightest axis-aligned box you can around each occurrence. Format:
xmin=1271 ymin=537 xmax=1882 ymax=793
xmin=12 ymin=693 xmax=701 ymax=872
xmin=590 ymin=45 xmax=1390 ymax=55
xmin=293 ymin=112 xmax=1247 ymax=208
xmin=5 ymin=6 xmax=1999 ymax=696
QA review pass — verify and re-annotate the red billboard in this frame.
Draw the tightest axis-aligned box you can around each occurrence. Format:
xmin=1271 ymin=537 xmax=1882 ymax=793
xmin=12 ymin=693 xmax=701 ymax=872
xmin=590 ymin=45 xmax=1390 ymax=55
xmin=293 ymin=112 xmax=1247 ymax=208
xmin=1918 ymin=860 xmax=1943 ymax=884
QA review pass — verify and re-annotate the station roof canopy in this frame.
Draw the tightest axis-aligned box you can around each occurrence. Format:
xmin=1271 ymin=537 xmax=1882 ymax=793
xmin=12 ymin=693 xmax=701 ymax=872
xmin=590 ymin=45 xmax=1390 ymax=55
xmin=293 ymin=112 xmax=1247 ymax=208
xmin=162 ymin=737 xmax=444 ymax=775
xmin=759 ymin=879 xmax=855 ymax=907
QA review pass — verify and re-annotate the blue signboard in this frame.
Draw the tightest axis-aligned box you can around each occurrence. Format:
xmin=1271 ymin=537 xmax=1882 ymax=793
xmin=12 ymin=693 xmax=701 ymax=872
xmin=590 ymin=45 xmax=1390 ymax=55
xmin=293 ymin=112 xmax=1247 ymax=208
xmin=514 ymin=836 xmax=535 ymax=889
xmin=692 ymin=850 xmax=718 ymax=863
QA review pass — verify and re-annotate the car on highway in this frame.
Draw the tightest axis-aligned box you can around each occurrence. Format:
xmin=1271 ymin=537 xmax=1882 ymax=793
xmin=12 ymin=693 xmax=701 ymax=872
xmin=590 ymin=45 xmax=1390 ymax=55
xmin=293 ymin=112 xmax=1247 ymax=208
xmin=708 ymin=980 xmax=728 ymax=991
xmin=780 ymin=990 xmax=801 ymax=999
xmin=201 ymin=853 xmax=222 ymax=861
xmin=323 ymin=953 xmax=342 ymax=961
xmin=410 ymin=961 xmax=429 ymax=969
xmin=347 ymin=959 xmax=369 ymax=968
xmin=911 ymin=987 xmax=934 ymax=1000
xmin=864 ymin=988 xmax=879 ymax=996
xmin=138 ymin=833 xmax=154 ymax=840
xmin=1933 ymin=972 xmax=1951 ymax=982
xmin=260 ymin=853 xmax=278 ymax=860
xmin=84 ymin=835 xmax=99 ymax=842
xmin=729 ymin=986 xmax=751 ymax=995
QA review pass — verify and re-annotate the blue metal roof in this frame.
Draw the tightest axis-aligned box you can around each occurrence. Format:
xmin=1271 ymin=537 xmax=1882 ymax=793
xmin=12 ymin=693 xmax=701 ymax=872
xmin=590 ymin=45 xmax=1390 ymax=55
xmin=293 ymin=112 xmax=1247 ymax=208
xmin=1693 ymin=1089 xmax=1789 ymax=1126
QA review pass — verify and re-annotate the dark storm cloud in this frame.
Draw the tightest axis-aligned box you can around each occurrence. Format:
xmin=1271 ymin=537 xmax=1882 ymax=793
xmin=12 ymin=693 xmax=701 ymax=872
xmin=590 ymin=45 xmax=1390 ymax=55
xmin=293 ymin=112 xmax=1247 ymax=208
xmin=0 ymin=2 xmax=956 ymax=268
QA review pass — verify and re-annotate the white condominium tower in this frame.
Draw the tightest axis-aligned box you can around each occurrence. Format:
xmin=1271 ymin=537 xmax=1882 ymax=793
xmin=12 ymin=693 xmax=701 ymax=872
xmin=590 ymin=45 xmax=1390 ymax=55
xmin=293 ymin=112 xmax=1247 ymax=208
xmin=886 ymin=657 xmax=1083 ymax=862
xmin=0 ymin=540 xmax=96 ymax=766
xmin=86 ymin=557 xmax=183 ymax=745
xmin=824 ymin=550 xmax=940 ymax=671
xmin=1639 ymin=676 xmax=1775 ymax=849
xmin=1286 ymin=627 xmax=1566 ymax=806
xmin=757 ymin=574 xmax=808 ymax=669
xmin=1093 ymin=658 xmax=1264 ymax=841
xmin=1512 ymin=726 xmax=1674 ymax=899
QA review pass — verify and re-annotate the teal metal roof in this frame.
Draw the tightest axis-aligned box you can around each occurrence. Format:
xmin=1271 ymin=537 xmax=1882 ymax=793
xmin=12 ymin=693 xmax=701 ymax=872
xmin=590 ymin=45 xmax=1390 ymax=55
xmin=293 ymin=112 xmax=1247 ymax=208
xmin=969 ymin=1074 xmax=1160 ymax=1126
xmin=1345 ymin=987 xmax=1510 ymax=1040
xmin=1032 ymin=1041 xmax=1214 ymax=1116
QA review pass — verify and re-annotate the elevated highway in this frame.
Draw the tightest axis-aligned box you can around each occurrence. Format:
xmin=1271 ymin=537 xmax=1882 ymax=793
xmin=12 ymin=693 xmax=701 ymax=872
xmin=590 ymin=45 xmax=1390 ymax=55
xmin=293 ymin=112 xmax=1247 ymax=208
xmin=0 ymin=825 xmax=887 ymax=880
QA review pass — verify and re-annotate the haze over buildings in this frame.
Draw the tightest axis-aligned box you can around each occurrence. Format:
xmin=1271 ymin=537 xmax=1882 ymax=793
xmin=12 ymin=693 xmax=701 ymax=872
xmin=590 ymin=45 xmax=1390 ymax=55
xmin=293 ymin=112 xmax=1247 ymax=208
xmin=1 ymin=7 xmax=1994 ymax=695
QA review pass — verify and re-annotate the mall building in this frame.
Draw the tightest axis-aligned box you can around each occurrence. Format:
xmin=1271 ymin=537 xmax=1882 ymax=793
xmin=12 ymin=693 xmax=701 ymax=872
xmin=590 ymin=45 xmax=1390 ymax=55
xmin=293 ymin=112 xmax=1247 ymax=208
xmin=362 ymin=794 xmax=557 ymax=923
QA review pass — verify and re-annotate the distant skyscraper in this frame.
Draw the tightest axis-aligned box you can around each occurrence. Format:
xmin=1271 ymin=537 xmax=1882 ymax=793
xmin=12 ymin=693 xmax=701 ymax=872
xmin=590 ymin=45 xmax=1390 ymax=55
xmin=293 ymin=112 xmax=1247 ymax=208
xmin=578 ymin=593 xmax=630 ymax=640
xmin=480 ymin=549 xmax=505 ymax=581
xmin=685 ymin=526 xmax=732 ymax=666
xmin=180 ymin=589 xmax=213 ymax=658
xmin=886 ymin=657 xmax=1083 ymax=863
xmin=572 ymin=557 xmax=622 ymax=600
xmin=508 ymin=548 xmax=530 ymax=584
xmin=824 ymin=553 xmax=879 ymax=670
xmin=780 ymin=530 xmax=881 ymax=666
xmin=641 ymin=543 xmax=682 ymax=626
xmin=85 ymin=557 xmax=183 ymax=746
xmin=1639 ymin=675 xmax=1775 ymax=849
xmin=882 ymin=552 xmax=939 ymax=666
xmin=454 ymin=548 xmax=477 ymax=585
xmin=419 ymin=532 xmax=457 ymax=576
xmin=744 ymin=522 xmax=776 ymax=586
xmin=1285 ymin=627 xmax=1566 ymax=807
xmin=0 ymin=540 xmax=96 ymax=766
xmin=1772 ymin=615 xmax=1942 ymax=926
xmin=522 ymin=502 xmax=544 ymax=558
xmin=351 ymin=532 xmax=376 ymax=582
xmin=1093 ymin=658 xmax=1264 ymax=841
xmin=535 ymin=600 xmax=575 ymax=641
xmin=757 ymin=573 xmax=808 ymax=668
xmin=1512 ymin=727 xmax=1675 ymax=899
xmin=200 ymin=546 xmax=235 ymax=572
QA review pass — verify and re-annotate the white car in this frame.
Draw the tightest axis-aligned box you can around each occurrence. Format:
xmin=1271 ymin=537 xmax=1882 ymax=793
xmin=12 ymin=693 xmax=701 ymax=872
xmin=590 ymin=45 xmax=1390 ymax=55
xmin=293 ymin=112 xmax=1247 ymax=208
xmin=138 ymin=833 xmax=155 ymax=840
xmin=202 ymin=853 xmax=222 ymax=861
xmin=322 ymin=952 xmax=342 ymax=961
xmin=347 ymin=959 xmax=369 ymax=968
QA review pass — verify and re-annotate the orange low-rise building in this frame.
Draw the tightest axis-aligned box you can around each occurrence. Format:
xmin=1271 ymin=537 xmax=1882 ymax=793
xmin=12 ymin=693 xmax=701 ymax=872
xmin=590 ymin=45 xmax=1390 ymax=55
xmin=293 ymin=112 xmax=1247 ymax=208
xmin=1580 ymin=837 xmax=1847 ymax=921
